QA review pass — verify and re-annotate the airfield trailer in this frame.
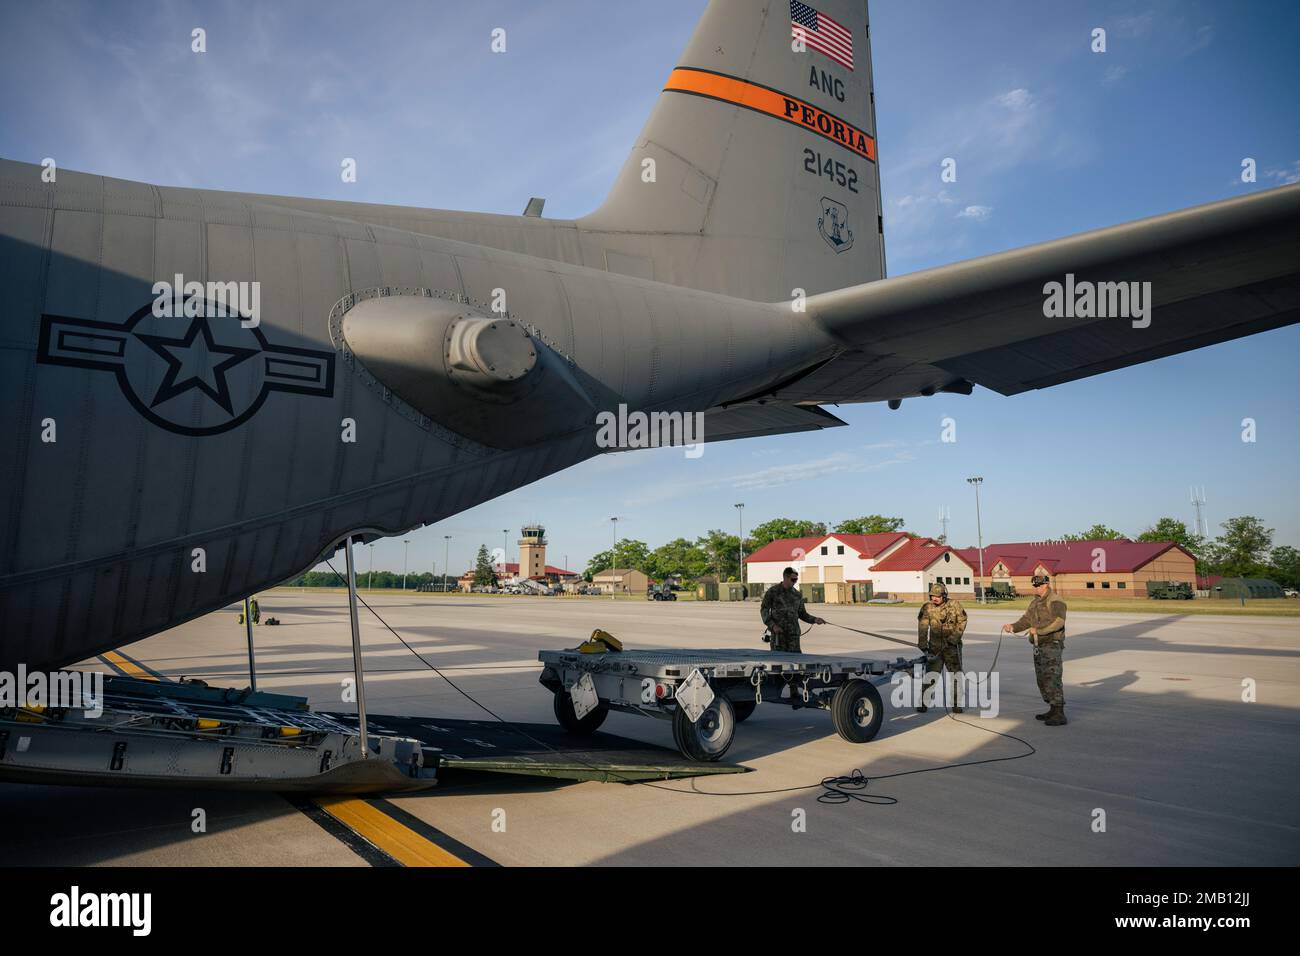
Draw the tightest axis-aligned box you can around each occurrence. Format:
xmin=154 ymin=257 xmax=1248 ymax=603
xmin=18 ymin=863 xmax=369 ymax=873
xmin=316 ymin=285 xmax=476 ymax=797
xmin=539 ymin=646 xmax=925 ymax=761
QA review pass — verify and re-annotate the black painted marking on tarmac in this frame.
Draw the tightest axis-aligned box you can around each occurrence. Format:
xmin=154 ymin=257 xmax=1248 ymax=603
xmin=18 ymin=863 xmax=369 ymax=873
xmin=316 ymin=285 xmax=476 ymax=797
xmin=97 ymin=654 xmax=129 ymax=677
xmin=369 ymin=798 xmax=499 ymax=868
xmin=284 ymin=795 xmax=400 ymax=868
xmin=114 ymin=649 xmax=169 ymax=681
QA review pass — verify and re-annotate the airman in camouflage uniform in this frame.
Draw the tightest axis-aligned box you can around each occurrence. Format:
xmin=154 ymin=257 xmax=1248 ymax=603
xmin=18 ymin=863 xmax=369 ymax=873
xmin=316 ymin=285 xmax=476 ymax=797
xmin=761 ymin=566 xmax=824 ymax=653
xmin=1002 ymin=573 xmax=1068 ymax=725
xmin=917 ymin=581 xmax=968 ymax=712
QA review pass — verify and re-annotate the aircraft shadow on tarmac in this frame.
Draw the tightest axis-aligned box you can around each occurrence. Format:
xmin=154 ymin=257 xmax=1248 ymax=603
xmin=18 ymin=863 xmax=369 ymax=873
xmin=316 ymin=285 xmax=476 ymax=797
xmin=1016 ymin=614 xmax=1300 ymax=664
xmin=583 ymin=689 xmax=1299 ymax=866
xmin=35 ymin=607 xmax=1291 ymax=865
xmin=3 ymin=673 xmax=1294 ymax=867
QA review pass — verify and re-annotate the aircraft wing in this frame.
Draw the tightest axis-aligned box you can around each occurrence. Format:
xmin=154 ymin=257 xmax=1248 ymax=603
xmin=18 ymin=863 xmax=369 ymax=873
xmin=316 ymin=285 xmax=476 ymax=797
xmin=793 ymin=183 xmax=1300 ymax=402
xmin=701 ymin=403 xmax=847 ymax=442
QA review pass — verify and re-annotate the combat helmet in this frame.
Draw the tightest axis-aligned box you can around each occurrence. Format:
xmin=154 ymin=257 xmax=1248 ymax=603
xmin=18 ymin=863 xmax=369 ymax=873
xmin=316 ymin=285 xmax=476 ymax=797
xmin=928 ymin=581 xmax=948 ymax=598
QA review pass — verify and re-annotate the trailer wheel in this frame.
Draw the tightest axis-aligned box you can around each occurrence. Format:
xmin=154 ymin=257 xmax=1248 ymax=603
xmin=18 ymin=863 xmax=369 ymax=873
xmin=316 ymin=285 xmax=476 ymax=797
xmin=552 ymin=690 xmax=609 ymax=735
xmin=732 ymin=699 xmax=757 ymax=723
xmin=831 ymin=679 xmax=883 ymax=743
xmin=673 ymin=695 xmax=736 ymax=761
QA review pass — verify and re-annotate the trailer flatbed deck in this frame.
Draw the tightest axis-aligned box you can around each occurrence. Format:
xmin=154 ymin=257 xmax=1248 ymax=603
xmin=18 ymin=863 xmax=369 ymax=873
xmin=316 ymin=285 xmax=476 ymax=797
xmin=539 ymin=645 xmax=925 ymax=761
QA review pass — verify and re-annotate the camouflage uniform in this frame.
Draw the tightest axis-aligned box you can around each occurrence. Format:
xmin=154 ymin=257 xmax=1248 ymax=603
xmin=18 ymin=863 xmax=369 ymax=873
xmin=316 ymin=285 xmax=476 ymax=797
xmin=918 ymin=590 xmax=967 ymax=708
xmin=1010 ymin=588 xmax=1067 ymax=706
xmin=761 ymin=583 xmax=817 ymax=653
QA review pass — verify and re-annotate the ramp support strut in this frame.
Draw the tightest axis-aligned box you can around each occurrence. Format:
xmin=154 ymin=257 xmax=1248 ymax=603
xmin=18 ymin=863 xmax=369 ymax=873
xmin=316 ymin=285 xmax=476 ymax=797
xmin=344 ymin=534 xmax=370 ymax=757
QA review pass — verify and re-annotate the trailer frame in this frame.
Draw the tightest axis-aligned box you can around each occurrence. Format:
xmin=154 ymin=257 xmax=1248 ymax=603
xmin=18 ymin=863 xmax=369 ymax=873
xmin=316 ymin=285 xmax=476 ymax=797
xmin=538 ymin=647 xmax=925 ymax=761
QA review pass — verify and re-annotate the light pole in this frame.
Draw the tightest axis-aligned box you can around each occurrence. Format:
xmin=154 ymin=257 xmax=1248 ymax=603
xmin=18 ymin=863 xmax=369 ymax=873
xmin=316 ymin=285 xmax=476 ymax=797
xmin=735 ymin=503 xmax=745 ymax=585
xmin=367 ymin=543 xmax=374 ymax=590
xmin=443 ymin=535 xmax=451 ymax=591
xmin=967 ymin=477 xmax=985 ymax=604
xmin=610 ymin=516 xmax=620 ymax=599
xmin=402 ymin=539 xmax=410 ymax=591
xmin=502 ymin=529 xmax=510 ymax=579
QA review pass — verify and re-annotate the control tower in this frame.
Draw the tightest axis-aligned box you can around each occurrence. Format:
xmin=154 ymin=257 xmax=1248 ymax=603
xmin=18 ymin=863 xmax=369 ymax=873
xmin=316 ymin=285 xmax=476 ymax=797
xmin=519 ymin=524 xmax=547 ymax=579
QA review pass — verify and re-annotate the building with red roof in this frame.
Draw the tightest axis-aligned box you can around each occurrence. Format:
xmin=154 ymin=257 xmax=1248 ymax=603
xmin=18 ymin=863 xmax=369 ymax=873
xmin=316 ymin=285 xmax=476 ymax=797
xmin=457 ymin=523 xmax=580 ymax=591
xmin=456 ymin=563 xmax=581 ymax=591
xmin=744 ymin=531 xmax=970 ymax=601
xmin=748 ymin=534 xmax=1196 ymax=600
xmin=958 ymin=539 xmax=1196 ymax=597
xmin=869 ymin=537 xmax=977 ymax=599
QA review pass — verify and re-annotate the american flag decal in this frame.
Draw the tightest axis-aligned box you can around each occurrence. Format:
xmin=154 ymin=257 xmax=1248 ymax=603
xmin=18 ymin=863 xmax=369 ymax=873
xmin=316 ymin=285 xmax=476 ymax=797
xmin=790 ymin=1 xmax=854 ymax=71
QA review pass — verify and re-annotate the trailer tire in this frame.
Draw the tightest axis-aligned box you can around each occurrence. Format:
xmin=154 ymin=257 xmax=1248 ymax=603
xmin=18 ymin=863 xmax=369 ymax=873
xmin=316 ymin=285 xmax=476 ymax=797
xmin=732 ymin=699 xmax=757 ymax=723
xmin=832 ymin=679 xmax=883 ymax=743
xmin=673 ymin=695 xmax=736 ymax=761
xmin=552 ymin=690 xmax=609 ymax=735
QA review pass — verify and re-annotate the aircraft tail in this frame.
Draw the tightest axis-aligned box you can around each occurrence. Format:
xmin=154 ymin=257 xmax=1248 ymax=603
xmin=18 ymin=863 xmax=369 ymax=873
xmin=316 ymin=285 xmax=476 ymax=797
xmin=579 ymin=0 xmax=883 ymax=302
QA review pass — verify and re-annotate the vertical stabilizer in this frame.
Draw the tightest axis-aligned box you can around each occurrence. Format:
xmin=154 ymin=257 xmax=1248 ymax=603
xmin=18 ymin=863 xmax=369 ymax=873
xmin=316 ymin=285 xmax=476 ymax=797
xmin=580 ymin=0 xmax=883 ymax=301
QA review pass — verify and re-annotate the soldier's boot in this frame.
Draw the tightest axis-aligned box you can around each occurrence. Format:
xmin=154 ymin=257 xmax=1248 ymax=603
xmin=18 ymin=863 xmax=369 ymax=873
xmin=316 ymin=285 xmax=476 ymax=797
xmin=1035 ymin=705 xmax=1053 ymax=720
xmin=1044 ymin=705 xmax=1067 ymax=726
xmin=946 ymin=676 xmax=967 ymax=712
xmin=949 ymin=676 xmax=964 ymax=714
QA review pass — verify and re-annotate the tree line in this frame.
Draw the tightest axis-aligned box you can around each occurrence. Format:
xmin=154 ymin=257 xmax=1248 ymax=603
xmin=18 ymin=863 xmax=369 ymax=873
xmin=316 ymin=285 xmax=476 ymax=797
xmin=282 ymin=569 xmax=450 ymax=589
xmin=583 ymin=513 xmax=1297 ymax=590
xmin=281 ymin=513 xmax=1298 ymax=591
xmin=585 ymin=515 xmax=911 ymax=583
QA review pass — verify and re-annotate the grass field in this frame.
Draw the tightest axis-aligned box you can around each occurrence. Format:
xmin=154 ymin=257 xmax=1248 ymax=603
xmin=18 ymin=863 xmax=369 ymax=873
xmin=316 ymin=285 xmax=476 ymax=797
xmin=267 ymin=587 xmax=1299 ymax=616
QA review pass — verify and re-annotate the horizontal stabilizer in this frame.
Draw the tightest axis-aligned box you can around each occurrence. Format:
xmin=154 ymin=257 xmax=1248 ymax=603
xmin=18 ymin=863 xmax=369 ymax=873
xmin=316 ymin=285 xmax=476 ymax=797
xmin=804 ymin=183 xmax=1300 ymax=398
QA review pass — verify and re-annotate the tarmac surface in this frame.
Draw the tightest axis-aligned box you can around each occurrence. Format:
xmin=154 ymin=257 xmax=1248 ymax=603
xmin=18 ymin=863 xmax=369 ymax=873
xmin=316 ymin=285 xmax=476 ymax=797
xmin=2 ymin=591 xmax=1298 ymax=866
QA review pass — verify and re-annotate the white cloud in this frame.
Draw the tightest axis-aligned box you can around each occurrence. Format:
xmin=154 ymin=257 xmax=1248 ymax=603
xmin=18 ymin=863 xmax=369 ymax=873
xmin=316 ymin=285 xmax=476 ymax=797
xmin=996 ymin=88 xmax=1034 ymax=111
xmin=1103 ymin=64 xmax=1129 ymax=85
xmin=1264 ymin=161 xmax=1300 ymax=185
xmin=1114 ymin=12 xmax=1156 ymax=39
xmin=1185 ymin=25 xmax=1213 ymax=54
xmin=957 ymin=205 xmax=993 ymax=221
xmin=727 ymin=450 xmax=914 ymax=491
xmin=861 ymin=439 xmax=906 ymax=451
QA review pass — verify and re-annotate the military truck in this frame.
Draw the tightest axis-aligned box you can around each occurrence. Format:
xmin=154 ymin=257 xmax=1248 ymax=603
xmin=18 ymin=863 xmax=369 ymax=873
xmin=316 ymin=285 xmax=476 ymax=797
xmin=1147 ymin=580 xmax=1194 ymax=599
xmin=982 ymin=582 xmax=1017 ymax=602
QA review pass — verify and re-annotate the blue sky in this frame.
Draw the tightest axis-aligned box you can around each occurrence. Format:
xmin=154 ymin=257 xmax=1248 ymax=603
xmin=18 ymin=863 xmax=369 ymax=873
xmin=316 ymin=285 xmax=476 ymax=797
xmin=3 ymin=0 xmax=1297 ymax=576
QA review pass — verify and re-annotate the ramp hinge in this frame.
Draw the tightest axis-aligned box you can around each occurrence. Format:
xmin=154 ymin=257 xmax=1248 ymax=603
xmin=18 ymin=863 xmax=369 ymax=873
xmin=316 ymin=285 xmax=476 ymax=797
xmin=110 ymin=740 xmax=127 ymax=771
xmin=220 ymin=746 xmax=235 ymax=775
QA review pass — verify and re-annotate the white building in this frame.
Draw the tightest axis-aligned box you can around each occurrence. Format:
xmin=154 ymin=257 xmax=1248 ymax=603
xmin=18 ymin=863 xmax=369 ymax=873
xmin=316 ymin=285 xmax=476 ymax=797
xmin=745 ymin=532 xmax=910 ymax=587
xmin=745 ymin=533 xmax=975 ymax=601
xmin=867 ymin=538 xmax=976 ymax=600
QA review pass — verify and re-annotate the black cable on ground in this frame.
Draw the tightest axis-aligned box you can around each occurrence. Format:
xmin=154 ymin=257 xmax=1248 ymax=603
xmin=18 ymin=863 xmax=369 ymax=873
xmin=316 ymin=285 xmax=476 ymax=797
xmin=321 ymin=565 xmax=1036 ymax=806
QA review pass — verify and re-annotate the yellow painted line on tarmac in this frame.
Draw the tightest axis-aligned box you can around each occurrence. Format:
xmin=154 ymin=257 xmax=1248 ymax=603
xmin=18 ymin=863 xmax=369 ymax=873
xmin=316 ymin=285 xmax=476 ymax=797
xmin=101 ymin=651 xmax=157 ymax=682
xmin=313 ymin=797 xmax=470 ymax=867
